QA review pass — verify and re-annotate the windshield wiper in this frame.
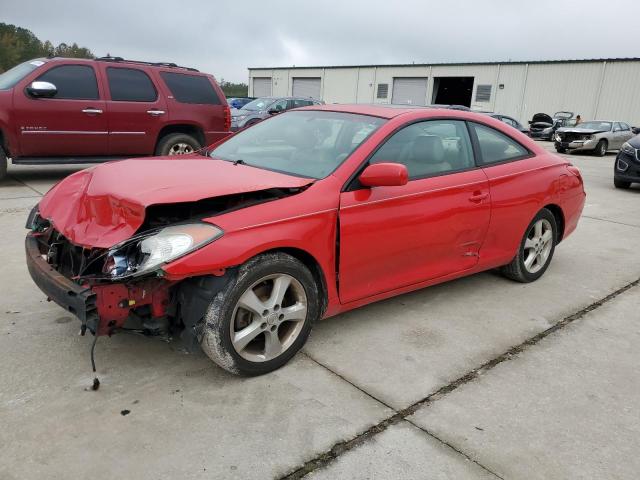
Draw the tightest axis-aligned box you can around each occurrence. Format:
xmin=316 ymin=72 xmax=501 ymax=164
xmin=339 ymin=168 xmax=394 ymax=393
xmin=232 ymin=159 xmax=246 ymax=166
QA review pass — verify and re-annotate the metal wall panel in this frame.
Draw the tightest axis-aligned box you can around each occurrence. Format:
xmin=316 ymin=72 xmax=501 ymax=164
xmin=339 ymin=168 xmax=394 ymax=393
xmin=596 ymin=62 xmax=640 ymax=124
xmin=252 ymin=77 xmax=272 ymax=97
xmin=323 ymin=68 xmax=359 ymax=103
xmin=493 ymin=64 xmax=527 ymax=119
xmin=292 ymin=77 xmax=322 ymax=99
xmin=391 ymin=77 xmax=428 ymax=105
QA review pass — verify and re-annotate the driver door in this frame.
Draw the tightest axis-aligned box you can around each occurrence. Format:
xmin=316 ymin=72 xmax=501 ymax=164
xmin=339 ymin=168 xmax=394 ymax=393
xmin=338 ymin=119 xmax=491 ymax=304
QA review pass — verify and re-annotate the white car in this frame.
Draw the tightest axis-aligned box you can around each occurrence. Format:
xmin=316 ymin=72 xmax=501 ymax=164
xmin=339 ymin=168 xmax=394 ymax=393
xmin=554 ymin=121 xmax=635 ymax=156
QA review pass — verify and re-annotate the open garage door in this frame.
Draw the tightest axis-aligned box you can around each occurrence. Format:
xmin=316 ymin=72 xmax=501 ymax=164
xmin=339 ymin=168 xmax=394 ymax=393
xmin=252 ymin=77 xmax=272 ymax=97
xmin=432 ymin=77 xmax=474 ymax=107
xmin=292 ymin=77 xmax=321 ymax=99
xmin=391 ymin=77 xmax=428 ymax=105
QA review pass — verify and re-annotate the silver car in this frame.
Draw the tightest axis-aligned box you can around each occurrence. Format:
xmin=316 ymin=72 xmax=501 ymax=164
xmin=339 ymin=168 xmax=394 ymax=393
xmin=554 ymin=120 xmax=635 ymax=156
xmin=230 ymin=96 xmax=324 ymax=131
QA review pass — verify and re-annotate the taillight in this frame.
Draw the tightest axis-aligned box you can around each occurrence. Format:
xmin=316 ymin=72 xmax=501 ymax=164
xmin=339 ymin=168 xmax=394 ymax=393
xmin=566 ymin=164 xmax=582 ymax=180
xmin=223 ymin=105 xmax=231 ymax=132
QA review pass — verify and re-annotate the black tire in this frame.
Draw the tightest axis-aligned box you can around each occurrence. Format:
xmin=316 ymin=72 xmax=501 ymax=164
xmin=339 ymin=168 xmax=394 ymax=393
xmin=555 ymin=147 xmax=567 ymax=154
xmin=155 ymin=133 xmax=201 ymax=156
xmin=244 ymin=119 xmax=261 ymax=128
xmin=0 ymin=145 xmax=7 ymax=181
xmin=501 ymin=208 xmax=557 ymax=283
xmin=614 ymin=178 xmax=631 ymax=189
xmin=595 ymin=139 xmax=607 ymax=157
xmin=200 ymin=252 xmax=320 ymax=376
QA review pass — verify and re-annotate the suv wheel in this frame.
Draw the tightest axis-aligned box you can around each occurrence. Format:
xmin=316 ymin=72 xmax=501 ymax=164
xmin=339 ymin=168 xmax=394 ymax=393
xmin=155 ymin=133 xmax=201 ymax=156
xmin=0 ymin=146 xmax=6 ymax=181
xmin=501 ymin=208 xmax=557 ymax=283
xmin=614 ymin=178 xmax=631 ymax=189
xmin=199 ymin=253 xmax=320 ymax=376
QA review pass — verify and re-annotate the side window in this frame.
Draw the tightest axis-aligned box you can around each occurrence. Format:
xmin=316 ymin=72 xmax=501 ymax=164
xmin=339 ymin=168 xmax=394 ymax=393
xmin=292 ymin=99 xmax=313 ymax=108
xmin=370 ymin=120 xmax=474 ymax=179
xmin=270 ymin=99 xmax=288 ymax=112
xmin=472 ymin=123 xmax=529 ymax=165
xmin=160 ymin=72 xmax=220 ymax=105
xmin=35 ymin=65 xmax=98 ymax=100
xmin=107 ymin=67 xmax=157 ymax=102
xmin=613 ymin=122 xmax=622 ymax=132
xmin=502 ymin=117 xmax=517 ymax=127
xmin=620 ymin=123 xmax=631 ymax=131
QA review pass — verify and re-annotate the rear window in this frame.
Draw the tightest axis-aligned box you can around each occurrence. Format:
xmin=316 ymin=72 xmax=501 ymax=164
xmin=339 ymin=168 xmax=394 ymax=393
xmin=160 ymin=72 xmax=220 ymax=105
xmin=107 ymin=67 xmax=157 ymax=102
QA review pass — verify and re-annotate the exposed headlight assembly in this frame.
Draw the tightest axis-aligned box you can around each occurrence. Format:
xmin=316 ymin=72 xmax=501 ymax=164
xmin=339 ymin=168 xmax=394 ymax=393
xmin=103 ymin=223 xmax=223 ymax=279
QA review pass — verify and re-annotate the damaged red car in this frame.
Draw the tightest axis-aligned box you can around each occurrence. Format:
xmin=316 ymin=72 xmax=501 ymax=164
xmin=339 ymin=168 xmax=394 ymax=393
xmin=25 ymin=105 xmax=585 ymax=375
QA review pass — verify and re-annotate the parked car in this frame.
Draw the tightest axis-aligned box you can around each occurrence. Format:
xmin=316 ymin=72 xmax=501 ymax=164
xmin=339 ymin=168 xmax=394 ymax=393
xmin=529 ymin=111 xmax=576 ymax=140
xmin=227 ymin=97 xmax=255 ymax=109
xmin=25 ymin=106 xmax=585 ymax=376
xmin=231 ymin=96 xmax=324 ymax=131
xmin=554 ymin=120 xmax=635 ymax=156
xmin=613 ymin=134 xmax=640 ymax=189
xmin=431 ymin=104 xmax=471 ymax=111
xmin=482 ymin=112 xmax=529 ymax=135
xmin=0 ymin=56 xmax=231 ymax=179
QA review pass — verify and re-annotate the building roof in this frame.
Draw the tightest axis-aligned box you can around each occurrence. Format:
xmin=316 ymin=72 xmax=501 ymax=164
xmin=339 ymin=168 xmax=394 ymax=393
xmin=249 ymin=57 xmax=640 ymax=71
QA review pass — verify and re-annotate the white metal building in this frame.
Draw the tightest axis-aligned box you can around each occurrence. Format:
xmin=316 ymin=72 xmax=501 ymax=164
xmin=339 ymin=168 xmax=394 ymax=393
xmin=248 ymin=58 xmax=640 ymax=125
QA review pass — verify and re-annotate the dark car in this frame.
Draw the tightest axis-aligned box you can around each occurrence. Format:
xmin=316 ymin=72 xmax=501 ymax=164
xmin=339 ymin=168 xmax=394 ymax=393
xmin=0 ymin=56 xmax=231 ymax=179
xmin=529 ymin=112 xmax=576 ymax=140
xmin=614 ymin=134 xmax=640 ymax=189
xmin=484 ymin=113 xmax=529 ymax=135
xmin=431 ymin=104 xmax=471 ymax=111
xmin=227 ymin=97 xmax=255 ymax=109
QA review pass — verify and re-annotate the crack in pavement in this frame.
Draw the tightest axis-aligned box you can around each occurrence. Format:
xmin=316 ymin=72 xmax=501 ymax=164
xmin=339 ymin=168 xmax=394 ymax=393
xmin=582 ymin=215 xmax=640 ymax=229
xmin=280 ymin=277 xmax=640 ymax=479
xmin=8 ymin=175 xmax=46 ymax=196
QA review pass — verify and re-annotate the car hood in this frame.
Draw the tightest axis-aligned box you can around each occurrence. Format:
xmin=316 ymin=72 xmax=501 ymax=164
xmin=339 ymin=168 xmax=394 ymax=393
xmin=38 ymin=157 xmax=314 ymax=248
xmin=530 ymin=113 xmax=553 ymax=125
xmin=556 ymin=127 xmax=608 ymax=134
xmin=232 ymin=109 xmax=258 ymax=118
xmin=628 ymin=133 xmax=640 ymax=148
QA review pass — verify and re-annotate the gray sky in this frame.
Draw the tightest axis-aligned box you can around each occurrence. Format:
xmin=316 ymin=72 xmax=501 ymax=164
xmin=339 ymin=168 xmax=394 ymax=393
xmin=3 ymin=0 xmax=639 ymax=83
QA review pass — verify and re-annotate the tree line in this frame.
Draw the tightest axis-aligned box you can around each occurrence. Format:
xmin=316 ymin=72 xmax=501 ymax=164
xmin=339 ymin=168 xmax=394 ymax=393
xmin=0 ymin=22 xmax=94 ymax=73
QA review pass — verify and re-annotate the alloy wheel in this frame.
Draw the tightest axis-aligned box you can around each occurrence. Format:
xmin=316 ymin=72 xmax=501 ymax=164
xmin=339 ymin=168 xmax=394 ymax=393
xmin=523 ymin=218 xmax=553 ymax=274
xmin=168 ymin=142 xmax=194 ymax=155
xmin=230 ymin=273 xmax=307 ymax=362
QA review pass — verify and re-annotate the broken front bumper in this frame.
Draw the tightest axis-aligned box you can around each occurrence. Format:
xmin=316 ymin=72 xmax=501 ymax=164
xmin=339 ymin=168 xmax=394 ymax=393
xmin=555 ymin=138 xmax=597 ymax=152
xmin=25 ymin=235 xmax=99 ymax=332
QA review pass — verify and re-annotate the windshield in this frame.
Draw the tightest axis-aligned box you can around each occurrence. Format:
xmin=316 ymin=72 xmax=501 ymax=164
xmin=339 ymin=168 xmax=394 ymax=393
xmin=0 ymin=59 xmax=44 ymax=90
xmin=576 ymin=121 xmax=612 ymax=131
xmin=241 ymin=97 xmax=275 ymax=111
xmin=210 ymin=110 xmax=385 ymax=179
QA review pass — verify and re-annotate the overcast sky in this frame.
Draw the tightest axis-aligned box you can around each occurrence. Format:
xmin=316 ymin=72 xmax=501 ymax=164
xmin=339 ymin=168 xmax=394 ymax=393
xmin=3 ymin=0 xmax=639 ymax=82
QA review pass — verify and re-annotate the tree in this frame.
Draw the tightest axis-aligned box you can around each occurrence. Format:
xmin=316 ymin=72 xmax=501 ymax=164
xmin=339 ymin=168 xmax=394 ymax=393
xmin=0 ymin=22 xmax=94 ymax=73
xmin=219 ymin=79 xmax=249 ymax=97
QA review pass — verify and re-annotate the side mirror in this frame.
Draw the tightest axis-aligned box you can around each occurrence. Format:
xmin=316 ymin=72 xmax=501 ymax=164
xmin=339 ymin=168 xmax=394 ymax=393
xmin=26 ymin=81 xmax=57 ymax=98
xmin=359 ymin=163 xmax=408 ymax=187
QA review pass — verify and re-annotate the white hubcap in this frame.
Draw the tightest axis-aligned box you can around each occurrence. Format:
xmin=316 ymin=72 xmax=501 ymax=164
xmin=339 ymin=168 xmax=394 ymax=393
xmin=523 ymin=219 xmax=553 ymax=274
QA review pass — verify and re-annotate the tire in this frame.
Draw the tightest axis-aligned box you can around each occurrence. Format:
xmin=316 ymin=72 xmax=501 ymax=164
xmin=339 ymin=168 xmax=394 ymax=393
xmin=501 ymin=208 xmax=557 ymax=283
xmin=555 ymin=147 xmax=567 ymax=154
xmin=614 ymin=178 xmax=631 ymax=189
xmin=244 ymin=119 xmax=261 ymax=128
xmin=595 ymin=139 xmax=607 ymax=157
xmin=0 ymin=145 xmax=7 ymax=181
xmin=199 ymin=252 xmax=320 ymax=376
xmin=155 ymin=133 xmax=201 ymax=156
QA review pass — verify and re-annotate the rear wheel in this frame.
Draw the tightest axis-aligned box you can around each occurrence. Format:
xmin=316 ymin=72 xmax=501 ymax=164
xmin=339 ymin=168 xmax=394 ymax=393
xmin=555 ymin=147 xmax=567 ymax=154
xmin=0 ymin=146 xmax=6 ymax=181
xmin=614 ymin=178 xmax=631 ymax=189
xmin=595 ymin=139 xmax=607 ymax=157
xmin=199 ymin=252 xmax=320 ymax=376
xmin=155 ymin=133 xmax=201 ymax=156
xmin=501 ymin=208 xmax=557 ymax=283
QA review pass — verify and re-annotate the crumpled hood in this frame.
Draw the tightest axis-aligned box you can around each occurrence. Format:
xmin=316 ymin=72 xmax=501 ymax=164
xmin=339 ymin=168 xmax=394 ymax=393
xmin=556 ymin=128 xmax=607 ymax=134
xmin=38 ymin=157 xmax=314 ymax=248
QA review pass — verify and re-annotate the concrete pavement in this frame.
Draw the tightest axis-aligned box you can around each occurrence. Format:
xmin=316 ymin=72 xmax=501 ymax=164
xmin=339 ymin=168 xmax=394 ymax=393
xmin=1 ymin=146 xmax=639 ymax=479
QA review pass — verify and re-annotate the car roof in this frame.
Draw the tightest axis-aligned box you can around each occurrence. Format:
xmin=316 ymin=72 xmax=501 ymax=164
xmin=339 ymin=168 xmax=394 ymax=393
xmin=41 ymin=56 xmax=201 ymax=73
xmin=302 ymin=103 xmax=480 ymax=119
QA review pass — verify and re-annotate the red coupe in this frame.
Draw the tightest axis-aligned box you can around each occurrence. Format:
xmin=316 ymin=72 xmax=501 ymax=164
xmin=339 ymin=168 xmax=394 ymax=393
xmin=25 ymin=105 xmax=585 ymax=375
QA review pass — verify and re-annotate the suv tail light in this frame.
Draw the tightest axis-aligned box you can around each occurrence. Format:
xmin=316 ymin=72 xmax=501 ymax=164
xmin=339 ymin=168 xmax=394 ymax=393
xmin=223 ymin=105 xmax=231 ymax=132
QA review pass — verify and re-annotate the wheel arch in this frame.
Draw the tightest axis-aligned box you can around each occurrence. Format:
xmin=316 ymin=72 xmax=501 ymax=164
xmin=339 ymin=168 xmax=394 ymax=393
xmin=156 ymin=123 xmax=205 ymax=149
xmin=542 ymin=203 xmax=565 ymax=242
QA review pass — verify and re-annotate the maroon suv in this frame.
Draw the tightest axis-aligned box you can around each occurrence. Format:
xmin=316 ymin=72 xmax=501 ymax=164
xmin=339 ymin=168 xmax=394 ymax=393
xmin=0 ymin=56 xmax=231 ymax=179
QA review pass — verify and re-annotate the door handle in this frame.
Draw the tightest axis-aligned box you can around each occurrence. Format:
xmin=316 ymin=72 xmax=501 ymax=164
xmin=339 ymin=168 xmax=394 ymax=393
xmin=82 ymin=108 xmax=103 ymax=115
xmin=469 ymin=192 xmax=489 ymax=203
xmin=147 ymin=109 xmax=165 ymax=116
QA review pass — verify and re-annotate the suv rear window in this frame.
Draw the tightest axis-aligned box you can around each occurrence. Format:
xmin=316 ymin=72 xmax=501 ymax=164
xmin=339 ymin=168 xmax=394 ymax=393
xmin=107 ymin=67 xmax=157 ymax=102
xmin=36 ymin=65 xmax=99 ymax=100
xmin=160 ymin=72 xmax=220 ymax=105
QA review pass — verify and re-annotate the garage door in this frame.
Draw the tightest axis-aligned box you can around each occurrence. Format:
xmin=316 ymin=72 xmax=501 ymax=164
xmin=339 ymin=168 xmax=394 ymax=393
xmin=391 ymin=77 xmax=428 ymax=105
xmin=292 ymin=77 xmax=321 ymax=100
xmin=253 ymin=77 xmax=272 ymax=97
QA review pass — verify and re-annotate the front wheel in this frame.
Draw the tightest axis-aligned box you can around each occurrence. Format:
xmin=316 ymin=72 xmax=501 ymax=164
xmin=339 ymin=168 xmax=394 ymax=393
xmin=595 ymin=139 xmax=607 ymax=157
xmin=555 ymin=147 xmax=567 ymax=154
xmin=0 ymin=146 xmax=7 ymax=181
xmin=200 ymin=253 xmax=320 ymax=376
xmin=501 ymin=209 xmax=557 ymax=283
xmin=614 ymin=178 xmax=631 ymax=189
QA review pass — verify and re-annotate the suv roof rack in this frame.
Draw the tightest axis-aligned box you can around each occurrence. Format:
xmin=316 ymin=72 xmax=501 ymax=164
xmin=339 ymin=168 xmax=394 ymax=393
xmin=95 ymin=56 xmax=199 ymax=72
